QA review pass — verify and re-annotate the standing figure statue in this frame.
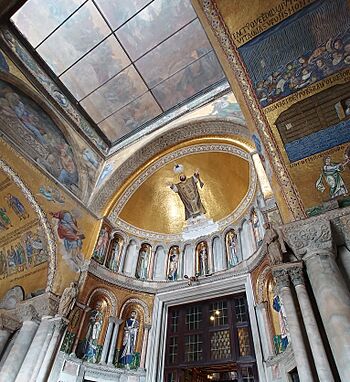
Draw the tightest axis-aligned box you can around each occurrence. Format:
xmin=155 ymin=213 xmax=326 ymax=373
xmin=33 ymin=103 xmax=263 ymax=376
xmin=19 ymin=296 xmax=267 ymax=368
xmin=263 ymin=223 xmax=287 ymax=266
xmin=108 ymin=235 xmax=121 ymax=272
xmin=170 ymin=167 xmax=206 ymax=221
xmin=119 ymin=311 xmax=139 ymax=368
xmin=197 ymin=242 xmax=209 ymax=275
xmin=84 ymin=304 xmax=104 ymax=363
xmin=58 ymin=281 xmax=78 ymax=317
xmin=168 ymin=247 xmax=179 ymax=281
xmin=136 ymin=245 xmax=149 ymax=280
xmin=226 ymin=230 xmax=239 ymax=267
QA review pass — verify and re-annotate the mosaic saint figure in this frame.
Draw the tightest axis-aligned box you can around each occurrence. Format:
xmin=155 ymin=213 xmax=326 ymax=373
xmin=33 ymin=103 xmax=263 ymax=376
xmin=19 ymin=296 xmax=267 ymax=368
xmin=119 ymin=311 xmax=139 ymax=368
xmin=170 ymin=167 xmax=206 ymax=221
xmin=5 ymin=193 xmax=28 ymax=220
xmin=50 ymin=210 xmax=85 ymax=264
xmin=0 ymin=250 xmax=7 ymax=276
xmin=316 ymin=156 xmax=349 ymax=198
xmin=0 ymin=207 xmax=11 ymax=229
xmin=251 ymin=208 xmax=263 ymax=246
xmin=84 ymin=305 xmax=104 ymax=363
xmin=226 ymin=230 xmax=239 ymax=267
xmin=273 ymin=295 xmax=289 ymax=353
xmin=167 ymin=246 xmax=179 ymax=281
xmin=136 ymin=244 xmax=149 ymax=280
xmin=93 ymin=226 xmax=109 ymax=264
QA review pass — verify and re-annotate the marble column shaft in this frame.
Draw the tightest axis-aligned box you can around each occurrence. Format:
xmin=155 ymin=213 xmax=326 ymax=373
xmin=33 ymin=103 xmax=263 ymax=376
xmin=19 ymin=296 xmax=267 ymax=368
xmin=0 ymin=320 xmax=38 ymax=382
xmin=140 ymin=325 xmax=151 ymax=369
xmin=255 ymin=302 xmax=274 ymax=360
xmin=0 ymin=328 xmax=11 ymax=356
xmin=15 ymin=316 xmax=53 ymax=382
xmin=290 ymin=265 xmax=334 ymax=382
xmin=71 ymin=307 xmax=90 ymax=354
xmin=273 ymin=268 xmax=314 ymax=382
xmin=36 ymin=317 xmax=66 ymax=382
xmin=100 ymin=317 xmax=114 ymax=364
xmin=305 ymin=251 xmax=350 ymax=381
xmin=107 ymin=318 xmax=123 ymax=365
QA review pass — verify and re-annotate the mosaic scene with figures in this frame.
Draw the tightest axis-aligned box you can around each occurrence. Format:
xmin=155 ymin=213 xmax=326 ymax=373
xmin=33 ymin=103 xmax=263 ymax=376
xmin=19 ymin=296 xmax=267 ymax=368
xmin=0 ymin=1 xmax=349 ymax=382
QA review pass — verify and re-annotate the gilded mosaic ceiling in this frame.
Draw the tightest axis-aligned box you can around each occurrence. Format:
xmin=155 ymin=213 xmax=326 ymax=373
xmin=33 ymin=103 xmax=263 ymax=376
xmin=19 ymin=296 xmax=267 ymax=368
xmin=116 ymin=146 xmax=252 ymax=235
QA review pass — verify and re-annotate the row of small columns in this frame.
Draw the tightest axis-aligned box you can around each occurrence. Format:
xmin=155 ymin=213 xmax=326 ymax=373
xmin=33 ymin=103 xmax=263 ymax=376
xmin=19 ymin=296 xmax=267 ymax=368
xmin=71 ymin=308 xmax=151 ymax=369
xmin=0 ymin=316 xmax=67 ymax=382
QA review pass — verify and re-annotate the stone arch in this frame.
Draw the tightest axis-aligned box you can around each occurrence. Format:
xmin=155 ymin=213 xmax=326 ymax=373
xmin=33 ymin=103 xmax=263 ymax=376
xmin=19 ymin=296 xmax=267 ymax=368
xmin=86 ymin=287 xmax=118 ymax=316
xmin=0 ymin=158 xmax=57 ymax=292
xmin=119 ymin=297 xmax=151 ymax=324
xmin=90 ymin=119 xmax=253 ymax=216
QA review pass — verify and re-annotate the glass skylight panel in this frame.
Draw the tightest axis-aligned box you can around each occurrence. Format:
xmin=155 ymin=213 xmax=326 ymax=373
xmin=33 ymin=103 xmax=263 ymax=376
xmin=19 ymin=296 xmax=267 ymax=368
xmin=116 ymin=0 xmax=196 ymax=61
xmin=11 ymin=0 xmax=85 ymax=47
xmin=99 ymin=92 xmax=162 ymax=142
xmin=152 ymin=51 xmax=225 ymax=111
xmin=94 ymin=0 xmax=151 ymax=30
xmin=37 ymin=1 xmax=110 ymax=75
xmin=80 ymin=65 xmax=148 ymax=123
xmin=60 ymin=35 xmax=130 ymax=100
xmin=135 ymin=19 xmax=212 ymax=88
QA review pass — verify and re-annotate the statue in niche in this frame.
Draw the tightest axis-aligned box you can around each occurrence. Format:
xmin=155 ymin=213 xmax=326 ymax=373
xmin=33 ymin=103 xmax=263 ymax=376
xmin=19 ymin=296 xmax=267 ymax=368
xmin=263 ymin=223 xmax=287 ymax=266
xmin=119 ymin=310 xmax=139 ymax=368
xmin=135 ymin=244 xmax=150 ymax=280
xmin=84 ymin=303 xmax=104 ymax=363
xmin=169 ymin=164 xmax=206 ymax=221
xmin=251 ymin=208 xmax=263 ymax=246
xmin=196 ymin=242 xmax=209 ymax=276
xmin=272 ymin=294 xmax=289 ymax=353
xmin=226 ymin=229 xmax=239 ymax=267
xmin=93 ymin=226 xmax=110 ymax=264
xmin=107 ymin=234 xmax=122 ymax=272
xmin=167 ymin=246 xmax=179 ymax=281
xmin=58 ymin=281 xmax=78 ymax=318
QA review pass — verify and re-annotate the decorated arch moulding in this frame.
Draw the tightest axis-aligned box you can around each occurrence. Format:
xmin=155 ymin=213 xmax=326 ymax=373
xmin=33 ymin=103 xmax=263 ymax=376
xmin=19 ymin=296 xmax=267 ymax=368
xmin=0 ymin=71 xmax=93 ymax=203
xmin=86 ymin=287 xmax=118 ymax=317
xmin=198 ymin=0 xmax=305 ymax=220
xmin=89 ymin=119 xmax=252 ymax=215
xmin=0 ymin=158 xmax=57 ymax=292
xmin=256 ymin=265 xmax=272 ymax=305
xmin=119 ymin=298 xmax=151 ymax=324
xmin=108 ymin=142 xmax=257 ymax=241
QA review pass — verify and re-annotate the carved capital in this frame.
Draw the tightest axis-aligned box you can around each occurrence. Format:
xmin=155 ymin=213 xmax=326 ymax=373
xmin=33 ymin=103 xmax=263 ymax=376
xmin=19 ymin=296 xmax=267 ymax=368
xmin=272 ymin=267 xmax=290 ymax=290
xmin=288 ymin=264 xmax=304 ymax=287
xmin=284 ymin=220 xmax=333 ymax=258
xmin=339 ymin=215 xmax=350 ymax=247
xmin=256 ymin=301 xmax=268 ymax=311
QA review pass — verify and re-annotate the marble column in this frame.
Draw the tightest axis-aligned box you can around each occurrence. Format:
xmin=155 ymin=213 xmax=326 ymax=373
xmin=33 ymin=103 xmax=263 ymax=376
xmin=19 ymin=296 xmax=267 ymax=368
xmin=255 ymin=302 xmax=274 ymax=360
xmin=29 ymin=318 xmax=55 ymax=382
xmin=272 ymin=267 xmax=313 ymax=382
xmin=36 ymin=317 xmax=67 ymax=382
xmin=0 ymin=320 xmax=38 ymax=382
xmin=289 ymin=264 xmax=334 ymax=382
xmin=0 ymin=328 xmax=11 ymax=355
xmin=140 ymin=324 xmax=151 ymax=369
xmin=304 ymin=250 xmax=350 ymax=381
xmin=107 ymin=318 xmax=123 ymax=365
xmin=100 ymin=316 xmax=114 ymax=364
xmin=71 ymin=307 xmax=91 ymax=354
xmin=15 ymin=316 xmax=53 ymax=382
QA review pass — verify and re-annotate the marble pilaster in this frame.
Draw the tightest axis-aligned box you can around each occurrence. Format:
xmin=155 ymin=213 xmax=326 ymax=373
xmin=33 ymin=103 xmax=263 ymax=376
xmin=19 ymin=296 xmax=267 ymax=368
xmin=15 ymin=315 xmax=53 ymax=382
xmin=107 ymin=318 xmax=123 ymax=365
xmin=100 ymin=316 xmax=114 ymax=364
xmin=0 ymin=320 xmax=38 ymax=382
xmin=289 ymin=264 xmax=334 ymax=382
xmin=0 ymin=328 xmax=11 ymax=355
xmin=36 ymin=317 xmax=67 ymax=382
xmin=71 ymin=306 xmax=91 ymax=354
xmin=272 ymin=267 xmax=313 ymax=382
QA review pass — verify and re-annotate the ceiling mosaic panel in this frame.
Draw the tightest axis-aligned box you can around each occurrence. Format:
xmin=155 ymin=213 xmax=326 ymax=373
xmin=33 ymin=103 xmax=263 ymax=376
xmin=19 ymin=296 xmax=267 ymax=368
xmin=11 ymin=0 xmax=226 ymax=144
